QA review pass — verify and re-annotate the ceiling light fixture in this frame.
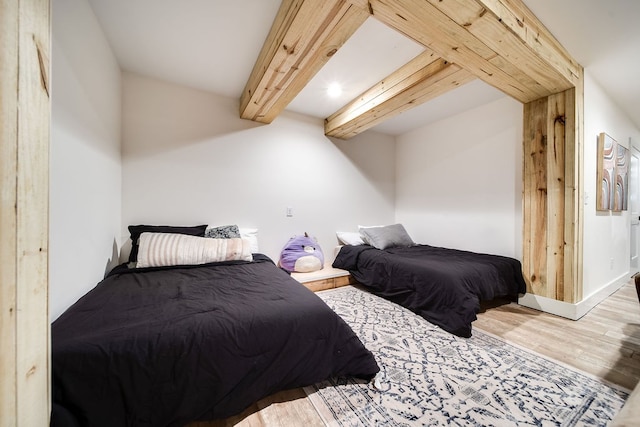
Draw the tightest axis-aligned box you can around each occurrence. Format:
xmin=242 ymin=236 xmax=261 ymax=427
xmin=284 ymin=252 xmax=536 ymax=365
xmin=327 ymin=82 xmax=343 ymax=98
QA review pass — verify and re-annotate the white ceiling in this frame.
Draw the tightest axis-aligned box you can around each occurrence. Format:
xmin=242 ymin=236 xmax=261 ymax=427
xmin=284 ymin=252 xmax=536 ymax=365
xmin=86 ymin=0 xmax=640 ymax=136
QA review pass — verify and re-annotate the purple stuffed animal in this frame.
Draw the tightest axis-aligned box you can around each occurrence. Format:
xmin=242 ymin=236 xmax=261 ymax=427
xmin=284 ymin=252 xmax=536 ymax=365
xmin=279 ymin=233 xmax=324 ymax=273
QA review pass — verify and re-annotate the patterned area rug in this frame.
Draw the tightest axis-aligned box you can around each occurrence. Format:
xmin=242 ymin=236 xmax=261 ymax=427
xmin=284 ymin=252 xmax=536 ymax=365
xmin=304 ymin=286 xmax=630 ymax=426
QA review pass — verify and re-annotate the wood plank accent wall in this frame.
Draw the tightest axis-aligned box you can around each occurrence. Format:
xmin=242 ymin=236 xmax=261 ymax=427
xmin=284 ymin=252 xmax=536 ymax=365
xmin=0 ymin=0 xmax=51 ymax=425
xmin=522 ymin=84 xmax=583 ymax=303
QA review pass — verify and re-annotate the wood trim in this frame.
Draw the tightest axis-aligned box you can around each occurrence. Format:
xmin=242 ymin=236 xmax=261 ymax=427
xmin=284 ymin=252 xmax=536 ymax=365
xmin=291 ymin=266 xmax=355 ymax=292
xmin=522 ymin=97 xmax=548 ymax=296
xmin=0 ymin=0 xmax=20 ymax=421
xmin=240 ymin=0 xmax=368 ymax=123
xmin=522 ymin=85 xmax=582 ymax=303
xmin=333 ymin=275 xmax=355 ymax=287
xmin=547 ymin=91 xmax=566 ymax=300
xmin=0 ymin=0 xmax=51 ymax=425
xmin=325 ymin=50 xmax=475 ymax=139
xmin=300 ymin=275 xmax=355 ymax=292
xmin=569 ymin=73 xmax=584 ymax=303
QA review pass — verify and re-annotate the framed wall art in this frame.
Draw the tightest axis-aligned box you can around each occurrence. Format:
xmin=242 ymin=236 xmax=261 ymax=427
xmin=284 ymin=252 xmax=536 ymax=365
xmin=597 ymin=132 xmax=615 ymax=211
xmin=614 ymin=141 xmax=629 ymax=211
xmin=597 ymin=132 xmax=629 ymax=211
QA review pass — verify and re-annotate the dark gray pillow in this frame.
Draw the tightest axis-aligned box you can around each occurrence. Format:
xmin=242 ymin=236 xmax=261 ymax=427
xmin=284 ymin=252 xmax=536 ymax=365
xmin=360 ymin=224 xmax=414 ymax=250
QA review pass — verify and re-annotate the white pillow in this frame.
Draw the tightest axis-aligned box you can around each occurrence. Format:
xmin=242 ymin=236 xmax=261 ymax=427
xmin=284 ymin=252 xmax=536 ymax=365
xmin=358 ymin=224 xmax=383 ymax=230
xmin=239 ymin=228 xmax=259 ymax=253
xmin=336 ymin=231 xmax=365 ymax=246
xmin=136 ymin=233 xmax=252 ymax=268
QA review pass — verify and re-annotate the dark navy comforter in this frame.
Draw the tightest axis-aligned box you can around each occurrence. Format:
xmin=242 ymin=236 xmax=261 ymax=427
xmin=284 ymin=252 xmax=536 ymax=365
xmin=51 ymin=254 xmax=378 ymax=426
xmin=333 ymin=245 xmax=527 ymax=338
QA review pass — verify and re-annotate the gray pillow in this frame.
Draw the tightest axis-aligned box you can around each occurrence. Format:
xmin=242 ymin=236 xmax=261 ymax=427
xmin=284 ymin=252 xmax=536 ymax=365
xmin=359 ymin=224 xmax=414 ymax=250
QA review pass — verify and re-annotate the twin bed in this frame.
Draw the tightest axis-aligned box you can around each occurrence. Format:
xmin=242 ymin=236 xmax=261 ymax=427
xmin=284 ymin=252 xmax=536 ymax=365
xmin=333 ymin=244 xmax=527 ymax=338
xmin=51 ymin=223 xmax=526 ymax=426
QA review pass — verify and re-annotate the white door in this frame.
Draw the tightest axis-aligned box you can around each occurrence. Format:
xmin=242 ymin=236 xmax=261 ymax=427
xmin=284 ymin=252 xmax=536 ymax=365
xmin=630 ymin=145 xmax=640 ymax=273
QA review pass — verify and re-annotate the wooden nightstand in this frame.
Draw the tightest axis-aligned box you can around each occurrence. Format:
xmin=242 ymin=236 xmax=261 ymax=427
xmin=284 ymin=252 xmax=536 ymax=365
xmin=290 ymin=265 xmax=356 ymax=292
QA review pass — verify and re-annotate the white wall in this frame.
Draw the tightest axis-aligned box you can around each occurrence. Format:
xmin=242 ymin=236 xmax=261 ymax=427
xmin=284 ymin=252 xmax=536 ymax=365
xmin=51 ymin=0 xmax=122 ymax=320
xmin=395 ymin=96 xmax=523 ymax=259
xmin=121 ymin=72 xmax=396 ymax=263
xmin=394 ymin=77 xmax=640 ymax=317
xmin=582 ymin=72 xmax=640 ymax=301
xmin=51 ymin=4 xmax=640 ymax=322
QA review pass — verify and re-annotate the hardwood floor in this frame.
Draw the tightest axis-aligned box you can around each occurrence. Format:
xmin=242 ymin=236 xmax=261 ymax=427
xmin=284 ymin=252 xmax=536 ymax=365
xmin=476 ymin=280 xmax=640 ymax=391
xmin=190 ymin=280 xmax=640 ymax=426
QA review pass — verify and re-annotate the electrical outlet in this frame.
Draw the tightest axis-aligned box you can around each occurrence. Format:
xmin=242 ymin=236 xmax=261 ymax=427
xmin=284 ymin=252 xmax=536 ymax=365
xmin=286 ymin=207 xmax=293 ymax=217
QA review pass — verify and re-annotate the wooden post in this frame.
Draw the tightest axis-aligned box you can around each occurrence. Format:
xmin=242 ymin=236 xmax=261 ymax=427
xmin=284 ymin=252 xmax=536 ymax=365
xmin=0 ymin=0 xmax=51 ymax=425
xmin=522 ymin=83 xmax=583 ymax=303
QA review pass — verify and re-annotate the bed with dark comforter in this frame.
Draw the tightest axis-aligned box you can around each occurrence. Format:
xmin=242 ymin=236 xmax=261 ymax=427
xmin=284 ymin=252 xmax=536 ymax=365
xmin=51 ymin=254 xmax=379 ymax=427
xmin=333 ymin=244 xmax=527 ymax=338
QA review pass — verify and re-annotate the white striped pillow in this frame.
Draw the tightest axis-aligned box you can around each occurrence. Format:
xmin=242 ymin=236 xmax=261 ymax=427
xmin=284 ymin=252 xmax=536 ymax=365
xmin=136 ymin=232 xmax=253 ymax=268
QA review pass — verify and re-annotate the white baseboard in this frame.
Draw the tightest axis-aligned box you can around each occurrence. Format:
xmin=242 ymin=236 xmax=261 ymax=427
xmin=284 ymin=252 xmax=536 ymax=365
xmin=517 ymin=273 xmax=630 ymax=320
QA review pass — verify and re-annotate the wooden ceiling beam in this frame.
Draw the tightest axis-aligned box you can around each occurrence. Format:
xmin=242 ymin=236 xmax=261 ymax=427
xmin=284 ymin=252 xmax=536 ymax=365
xmin=325 ymin=50 xmax=475 ymax=139
xmin=240 ymin=0 xmax=368 ymax=123
xmin=362 ymin=0 xmax=581 ymax=104
xmin=479 ymin=0 xmax=581 ymax=87
xmin=241 ymin=0 xmax=583 ymax=140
